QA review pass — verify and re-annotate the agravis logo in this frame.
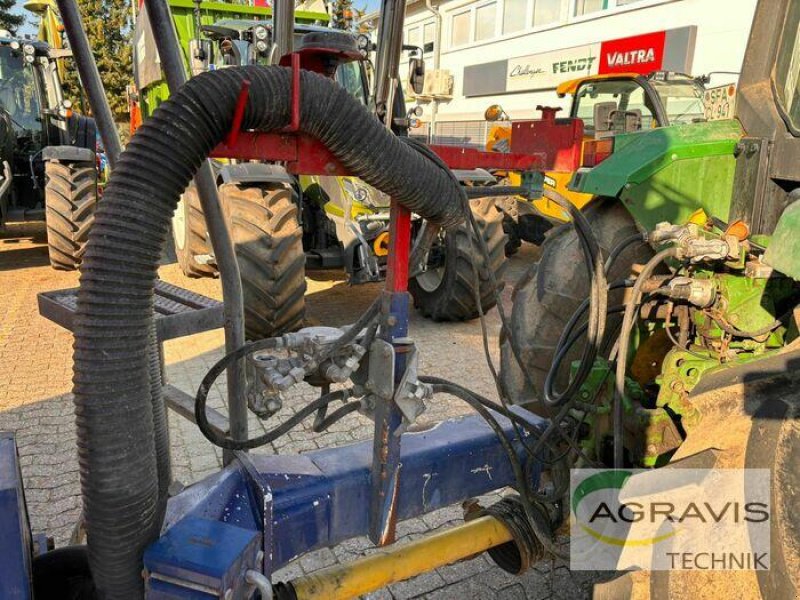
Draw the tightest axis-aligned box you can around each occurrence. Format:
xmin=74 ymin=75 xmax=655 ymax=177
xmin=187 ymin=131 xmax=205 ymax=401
xmin=570 ymin=469 xmax=771 ymax=571
xmin=571 ymin=470 xmax=679 ymax=547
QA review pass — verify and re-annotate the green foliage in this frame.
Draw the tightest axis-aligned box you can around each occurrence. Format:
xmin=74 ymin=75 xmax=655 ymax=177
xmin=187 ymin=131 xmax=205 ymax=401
xmin=62 ymin=0 xmax=131 ymax=119
xmin=0 ymin=0 xmax=25 ymax=33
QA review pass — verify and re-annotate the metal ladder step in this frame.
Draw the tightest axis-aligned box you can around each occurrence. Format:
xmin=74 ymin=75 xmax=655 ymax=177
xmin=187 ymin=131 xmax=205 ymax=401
xmin=38 ymin=280 xmax=230 ymax=436
xmin=162 ymin=384 xmax=229 ymax=438
xmin=37 ymin=279 xmax=225 ymax=341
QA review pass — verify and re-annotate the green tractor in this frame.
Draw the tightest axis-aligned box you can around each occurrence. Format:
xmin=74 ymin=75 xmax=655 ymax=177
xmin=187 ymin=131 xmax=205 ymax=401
xmin=133 ymin=2 xmax=507 ymax=340
xmin=0 ymin=31 xmax=98 ymax=270
xmin=501 ymin=0 xmax=800 ymax=595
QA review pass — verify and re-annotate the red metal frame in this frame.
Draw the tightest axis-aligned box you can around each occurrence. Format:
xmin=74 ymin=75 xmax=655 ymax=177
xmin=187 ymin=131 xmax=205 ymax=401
xmin=211 ymin=125 xmax=581 ymax=176
xmin=510 ymin=106 xmax=585 ymax=173
xmin=385 ymin=202 xmax=412 ymax=293
xmin=211 ymin=51 xmax=581 ymax=176
xmin=426 ymin=145 xmax=544 ymax=172
xmin=289 ymin=53 xmax=301 ymax=132
xmin=210 ymin=134 xmax=554 ymax=176
xmin=226 ymin=80 xmax=251 ymax=148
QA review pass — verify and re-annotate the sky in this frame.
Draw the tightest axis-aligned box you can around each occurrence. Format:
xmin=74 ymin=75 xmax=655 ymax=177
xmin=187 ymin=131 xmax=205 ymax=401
xmin=363 ymin=0 xmax=381 ymax=14
xmin=13 ymin=0 xmax=37 ymax=36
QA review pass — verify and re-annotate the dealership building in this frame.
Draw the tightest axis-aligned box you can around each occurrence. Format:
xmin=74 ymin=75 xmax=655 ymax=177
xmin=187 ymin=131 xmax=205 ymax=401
xmin=364 ymin=0 xmax=759 ymax=139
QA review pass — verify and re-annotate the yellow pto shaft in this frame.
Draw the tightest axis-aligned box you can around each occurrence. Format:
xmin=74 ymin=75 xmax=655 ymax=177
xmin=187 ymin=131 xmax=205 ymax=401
xmin=285 ymin=516 xmax=513 ymax=600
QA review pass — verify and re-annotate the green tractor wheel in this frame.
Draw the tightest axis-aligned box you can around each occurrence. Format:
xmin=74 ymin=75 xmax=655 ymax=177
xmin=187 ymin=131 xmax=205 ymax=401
xmin=172 ymin=185 xmax=216 ymax=278
xmin=44 ymin=159 xmax=98 ymax=271
xmin=499 ymin=200 xmax=652 ymax=408
xmin=220 ymin=182 xmax=306 ymax=340
xmin=409 ymin=197 xmax=507 ymax=322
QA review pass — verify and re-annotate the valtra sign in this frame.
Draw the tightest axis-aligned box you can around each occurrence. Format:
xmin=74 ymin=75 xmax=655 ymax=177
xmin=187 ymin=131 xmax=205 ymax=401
xmin=464 ymin=26 xmax=696 ymax=97
xmin=598 ymin=30 xmax=667 ymax=74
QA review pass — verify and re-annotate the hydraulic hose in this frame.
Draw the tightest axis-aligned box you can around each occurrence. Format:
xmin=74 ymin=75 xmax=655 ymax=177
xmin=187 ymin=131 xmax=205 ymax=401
xmin=72 ymin=65 xmax=467 ymax=598
xmin=613 ymin=247 xmax=679 ymax=468
xmin=540 ymin=190 xmax=607 ymax=408
xmin=427 ymin=382 xmax=565 ymax=559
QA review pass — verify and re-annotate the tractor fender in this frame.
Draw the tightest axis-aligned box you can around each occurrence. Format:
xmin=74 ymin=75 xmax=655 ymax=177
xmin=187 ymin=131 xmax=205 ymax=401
xmin=569 ymin=119 xmax=742 ymax=231
xmin=42 ymin=146 xmax=95 ymax=163
xmin=217 ymin=163 xmax=295 ymax=188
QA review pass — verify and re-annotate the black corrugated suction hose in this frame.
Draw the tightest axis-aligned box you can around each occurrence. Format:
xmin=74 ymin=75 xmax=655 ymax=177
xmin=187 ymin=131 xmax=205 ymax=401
xmin=72 ymin=65 xmax=466 ymax=598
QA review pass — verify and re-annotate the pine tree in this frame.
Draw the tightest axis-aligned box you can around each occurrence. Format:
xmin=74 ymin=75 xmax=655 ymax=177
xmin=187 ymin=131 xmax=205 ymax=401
xmin=61 ymin=0 xmax=132 ymax=120
xmin=0 ymin=0 xmax=25 ymax=33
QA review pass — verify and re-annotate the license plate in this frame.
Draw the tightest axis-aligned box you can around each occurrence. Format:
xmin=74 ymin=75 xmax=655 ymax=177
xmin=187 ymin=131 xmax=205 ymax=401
xmin=703 ymin=83 xmax=737 ymax=121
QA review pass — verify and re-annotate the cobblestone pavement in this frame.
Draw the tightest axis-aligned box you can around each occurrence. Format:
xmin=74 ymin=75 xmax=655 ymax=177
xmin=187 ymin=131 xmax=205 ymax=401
xmin=0 ymin=221 xmax=599 ymax=599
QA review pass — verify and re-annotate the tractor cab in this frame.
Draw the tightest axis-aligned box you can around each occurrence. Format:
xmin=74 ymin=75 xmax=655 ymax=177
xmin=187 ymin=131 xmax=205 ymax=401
xmin=190 ymin=20 xmax=343 ymax=69
xmin=484 ymin=70 xmax=710 ymax=239
xmin=0 ymin=32 xmax=94 ymax=230
xmin=559 ymin=71 xmax=706 ymax=138
xmin=0 ymin=41 xmax=46 ymax=136
xmin=183 ymin=19 xmax=370 ymax=101
xmin=0 ymin=35 xmax=76 ymax=148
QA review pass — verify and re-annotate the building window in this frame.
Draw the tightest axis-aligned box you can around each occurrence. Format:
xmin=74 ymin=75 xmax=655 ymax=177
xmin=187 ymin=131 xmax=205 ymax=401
xmin=475 ymin=3 xmax=497 ymax=41
xmin=407 ymin=26 xmax=421 ymax=48
xmin=423 ymin=22 xmax=436 ymax=53
xmin=574 ymin=0 xmax=606 ymax=17
xmin=533 ymin=0 xmax=565 ymax=26
xmin=503 ymin=0 xmax=527 ymax=34
xmin=451 ymin=10 xmax=471 ymax=47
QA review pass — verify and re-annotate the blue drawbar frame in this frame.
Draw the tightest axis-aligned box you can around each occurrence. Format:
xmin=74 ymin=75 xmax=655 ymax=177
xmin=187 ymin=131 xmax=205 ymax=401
xmin=8 ymin=203 xmax=550 ymax=599
xmin=0 ymin=432 xmax=33 ymax=600
xmin=142 ymin=407 xmax=546 ymax=598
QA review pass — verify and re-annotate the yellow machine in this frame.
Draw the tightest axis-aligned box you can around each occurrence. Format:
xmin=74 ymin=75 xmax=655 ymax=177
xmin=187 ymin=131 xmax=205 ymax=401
xmin=486 ymin=70 xmax=708 ymax=232
xmin=24 ymin=0 xmax=68 ymax=79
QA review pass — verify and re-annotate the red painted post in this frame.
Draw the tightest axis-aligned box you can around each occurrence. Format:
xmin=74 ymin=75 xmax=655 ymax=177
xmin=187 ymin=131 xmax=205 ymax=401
xmin=369 ymin=198 xmax=413 ymax=546
xmin=225 ymin=80 xmax=251 ymax=148
xmin=290 ymin=53 xmax=301 ymax=132
xmin=384 ymin=200 xmax=412 ymax=293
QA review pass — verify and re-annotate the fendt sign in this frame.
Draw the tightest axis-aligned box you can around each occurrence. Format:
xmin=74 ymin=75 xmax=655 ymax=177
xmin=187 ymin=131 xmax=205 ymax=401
xmin=464 ymin=26 xmax=696 ymax=97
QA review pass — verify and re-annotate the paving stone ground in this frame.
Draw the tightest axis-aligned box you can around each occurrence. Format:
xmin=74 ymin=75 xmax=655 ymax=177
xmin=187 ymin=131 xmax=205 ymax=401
xmin=0 ymin=221 xmax=599 ymax=599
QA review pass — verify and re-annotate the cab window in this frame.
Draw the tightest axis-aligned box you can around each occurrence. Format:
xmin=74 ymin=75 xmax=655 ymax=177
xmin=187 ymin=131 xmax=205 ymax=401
xmin=649 ymin=79 xmax=706 ymax=125
xmin=0 ymin=46 xmax=41 ymax=133
xmin=573 ymin=79 xmax=656 ymax=135
xmin=335 ymin=61 xmax=367 ymax=105
xmin=774 ymin=0 xmax=800 ymax=132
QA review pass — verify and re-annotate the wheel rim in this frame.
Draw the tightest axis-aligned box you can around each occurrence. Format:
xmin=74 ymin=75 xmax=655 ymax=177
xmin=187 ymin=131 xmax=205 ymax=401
xmin=414 ymin=231 xmax=447 ymax=292
xmin=172 ymin=195 xmax=187 ymax=251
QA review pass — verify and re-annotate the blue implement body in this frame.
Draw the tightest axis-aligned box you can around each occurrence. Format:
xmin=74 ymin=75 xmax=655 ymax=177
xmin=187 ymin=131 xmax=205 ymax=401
xmin=143 ymin=407 xmax=545 ymax=598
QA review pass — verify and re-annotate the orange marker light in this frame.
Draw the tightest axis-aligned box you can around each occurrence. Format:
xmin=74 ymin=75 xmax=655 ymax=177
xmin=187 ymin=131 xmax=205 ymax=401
xmin=726 ymin=219 xmax=749 ymax=241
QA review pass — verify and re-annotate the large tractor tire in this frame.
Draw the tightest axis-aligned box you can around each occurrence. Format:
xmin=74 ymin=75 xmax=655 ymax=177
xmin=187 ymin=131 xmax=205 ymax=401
xmin=70 ymin=115 xmax=97 ymax=151
xmin=502 ymin=212 xmax=522 ymax=257
xmin=499 ymin=200 xmax=652 ymax=407
xmin=220 ymin=182 xmax=306 ymax=340
xmin=596 ymin=355 xmax=800 ymax=599
xmin=409 ymin=197 xmax=507 ymax=321
xmin=44 ymin=159 xmax=98 ymax=271
xmin=172 ymin=185 xmax=216 ymax=278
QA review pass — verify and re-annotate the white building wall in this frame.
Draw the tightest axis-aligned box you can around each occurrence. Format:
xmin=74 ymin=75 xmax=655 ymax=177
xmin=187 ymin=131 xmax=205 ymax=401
xmin=399 ymin=0 xmax=758 ymax=124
